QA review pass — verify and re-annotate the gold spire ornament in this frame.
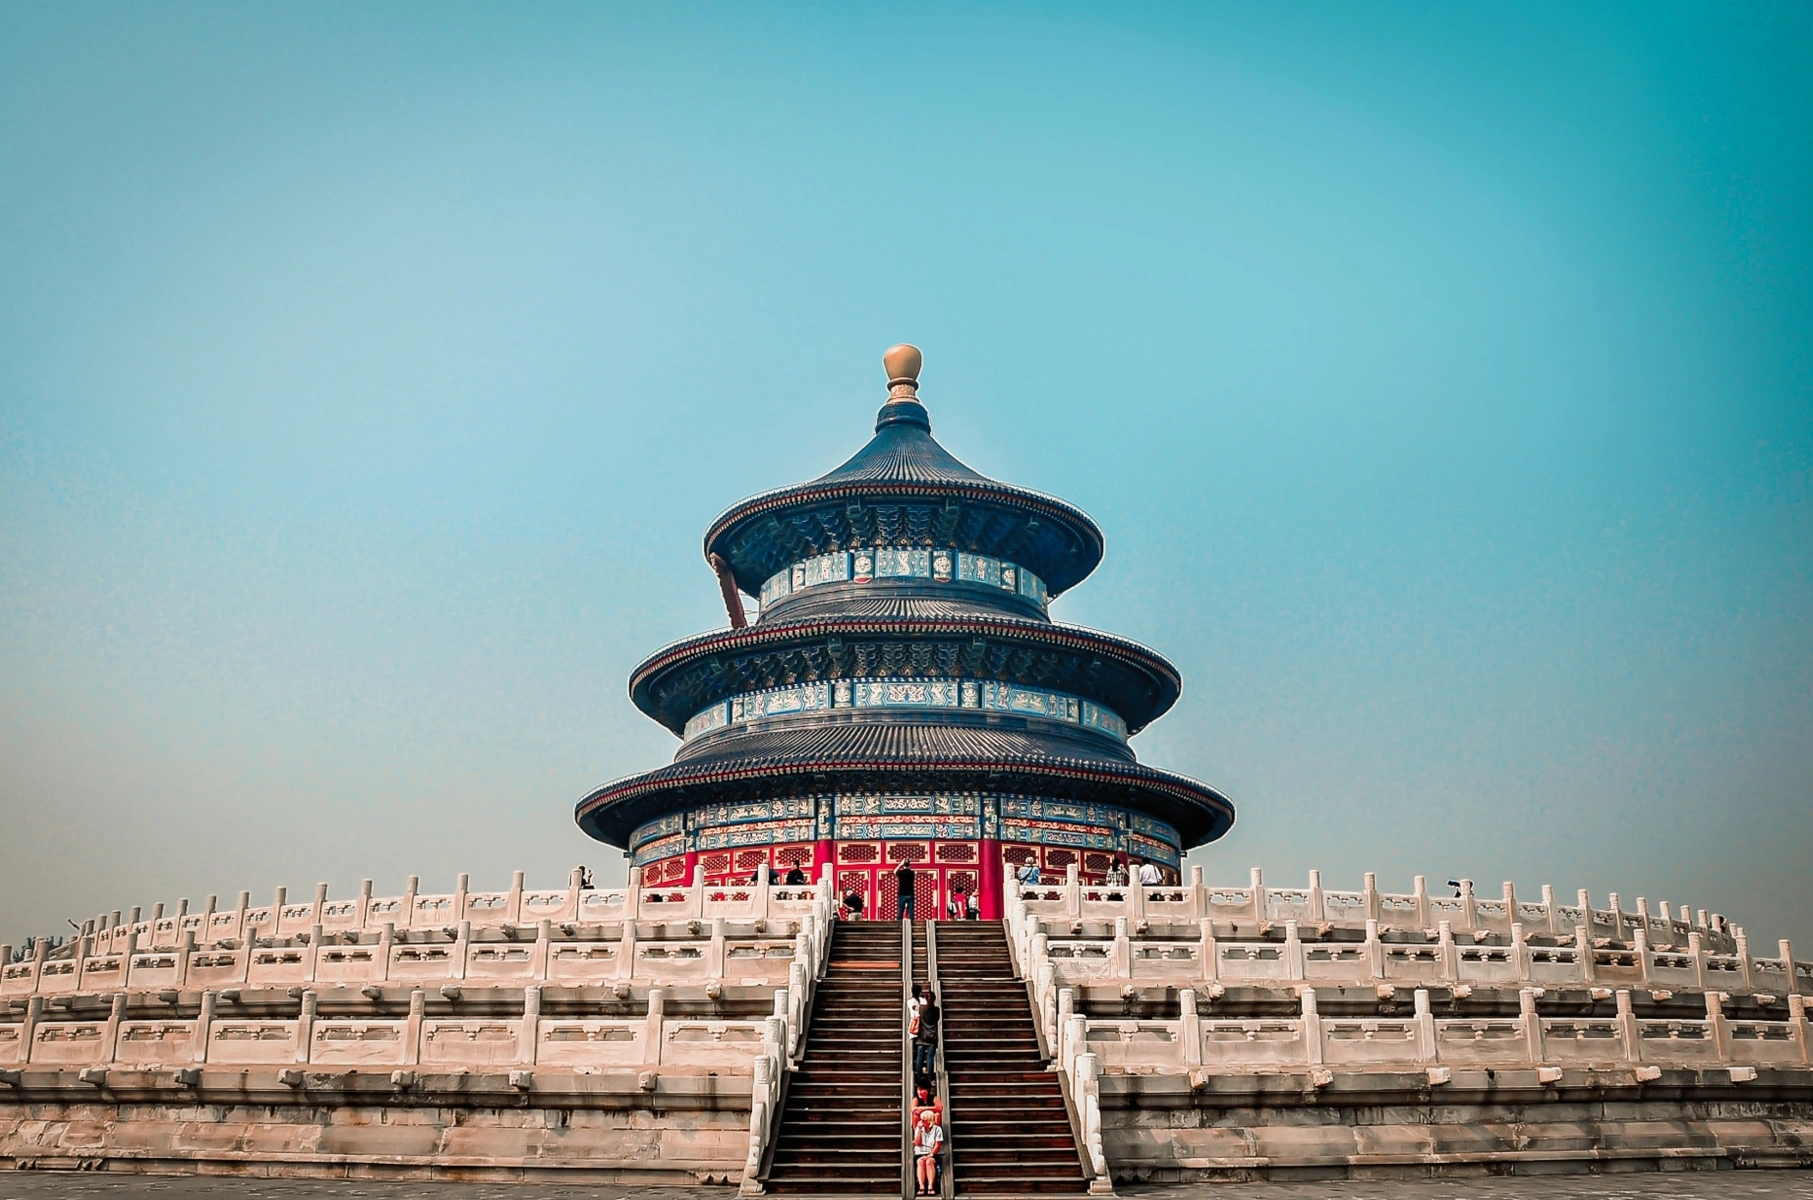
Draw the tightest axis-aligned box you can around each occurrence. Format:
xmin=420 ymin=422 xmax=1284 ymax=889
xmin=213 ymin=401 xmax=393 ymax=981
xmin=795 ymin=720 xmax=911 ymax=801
xmin=883 ymin=343 xmax=922 ymax=402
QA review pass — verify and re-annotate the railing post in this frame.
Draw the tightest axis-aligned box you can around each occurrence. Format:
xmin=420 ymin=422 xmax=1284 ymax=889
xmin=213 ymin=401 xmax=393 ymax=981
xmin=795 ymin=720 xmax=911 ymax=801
xmin=1307 ymin=870 xmax=1325 ymax=923
xmin=1634 ymin=929 xmax=1651 ymax=986
xmin=1520 ymin=988 xmax=1543 ymax=1065
xmin=378 ymin=922 xmax=395 ymax=982
xmin=710 ymin=918 xmax=728 ymax=981
xmin=307 ymin=924 xmax=324 ymax=983
xmin=1412 ymin=875 xmax=1428 ymax=929
xmin=1705 ymin=990 xmax=1730 ymax=1061
xmin=1363 ymin=872 xmax=1379 ymax=923
xmin=1365 ymin=919 xmax=1384 ymax=982
xmin=615 ymin=917 xmax=634 ymax=981
xmin=1540 ymin=884 xmax=1557 ymax=936
xmin=1200 ymin=918 xmax=1218 ymax=983
xmin=1301 ymin=988 xmax=1323 ymax=1065
xmin=1436 ymin=921 xmax=1458 ymax=982
xmin=1734 ymin=929 xmax=1754 ymax=993
xmin=194 ymin=990 xmax=215 ymax=1064
xmin=644 ymin=987 xmax=665 ymax=1067
xmin=520 ymin=986 xmax=541 ymax=1065
xmin=1284 ymin=919 xmax=1305 ymax=981
xmin=1459 ymin=879 xmax=1477 ymax=931
xmin=1510 ymin=922 xmax=1528 ymax=984
xmin=402 ymin=876 xmax=419 ymax=931
xmin=1179 ymin=987 xmax=1202 ymax=1067
xmin=297 ymin=990 xmax=317 ymax=1065
xmin=1251 ymin=868 xmax=1268 ymax=926
xmin=1413 ymin=988 xmax=1435 ymax=1062
xmin=507 ymin=870 xmax=525 ymax=924
xmin=405 ymin=988 xmax=425 ymax=1066
xmin=1789 ymin=994 xmax=1810 ymax=1067
xmin=1688 ymin=931 xmax=1707 ymax=990
xmin=1616 ymin=990 xmax=1639 ymax=1063
xmin=357 ymin=879 xmax=374 ymax=930
xmin=1576 ymin=925 xmax=1594 ymax=985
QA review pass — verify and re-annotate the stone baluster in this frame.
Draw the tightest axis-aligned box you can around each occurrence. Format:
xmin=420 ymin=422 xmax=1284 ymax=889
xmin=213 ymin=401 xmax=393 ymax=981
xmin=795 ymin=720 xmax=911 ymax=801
xmin=1365 ymin=919 xmax=1384 ymax=982
xmin=1074 ymin=1051 xmax=1109 ymax=1184
xmin=1780 ymin=940 xmax=1796 ymax=996
xmin=1412 ymin=875 xmax=1428 ymax=929
xmin=1284 ymin=920 xmax=1305 ymax=981
xmin=1688 ymin=931 xmax=1707 ymax=990
xmin=786 ymin=963 xmax=806 ymax=1059
xmin=686 ymin=865 xmax=703 ymax=921
xmin=378 ymin=922 xmax=395 ymax=983
xmin=614 ymin=917 xmax=633 ymax=982
xmin=357 ymin=879 xmax=374 ymax=930
xmin=1459 ymin=879 xmax=1477 ymax=931
xmin=1608 ymin=892 xmax=1625 ymax=942
xmin=1200 ymin=918 xmax=1218 ymax=983
xmin=20 ymin=996 xmax=43 ymax=1065
xmin=1788 ymin=994 xmax=1810 ymax=1067
xmin=507 ymin=870 xmax=526 ymax=924
xmin=1436 ymin=921 xmax=1458 ymax=982
xmin=1520 ymin=988 xmax=1544 ymax=1065
xmin=271 ymin=886 xmax=287 ymax=933
xmin=102 ymin=993 xmax=127 ymax=1064
xmin=404 ymin=989 xmax=425 ymax=1066
xmin=1634 ymin=929 xmax=1652 ymax=986
xmin=402 ymin=876 xmax=420 ymax=931
xmin=1731 ymin=928 xmax=1754 ymax=992
xmin=1705 ymin=990 xmax=1730 ymax=1061
xmin=296 ymin=990 xmax=318 ymax=1064
xmin=1063 ymin=1013 xmax=1086 ymax=1078
xmin=1576 ymin=925 xmax=1594 ymax=984
xmin=1510 ymin=922 xmax=1528 ymax=984
xmin=200 ymin=894 xmax=218 ymax=944
xmin=176 ymin=930 xmax=195 ymax=988
xmin=1251 ymin=868 xmax=1268 ymax=927
xmin=1635 ymin=896 xmax=1651 ymax=938
xmin=1363 ymin=872 xmax=1379 ymax=923
xmin=1616 ymin=990 xmax=1639 ymax=1062
xmin=644 ymin=988 xmax=665 ymax=1067
xmin=519 ymin=986 xmax=541 ymax=1066
xmin=1300 ymin=989 xmax=1323 ymax=1065
xmin=194 ymin=990 xmax=216 ymax=1064
xmin=1413 ymin=988 xmax=1435 ymax=1062
xmin=454 ymin=873 xmax=470 ymax=923
xmin=454 ymin=920 xmax=471 ymax=981
xmin=1307 ymin=870 xmax=1325 ymax=923
xmin=1112 ymin=917 xmax=1132 ymax=977
xmin=1188 ymin=864 xmax=1205 ymax=920
xmin=1179 ymin=987 xmax=1202 ymax=1067
xmin=312 ymin=883 xmax=328 ymax=928
xmin=1539 ymin=885 xmax=1557 ymax=936
xmin=1501 ymin=881 xmax=1518 ymax=931
xmin=1057 ymin=986 xmax=1075 ymax=1067
xmin=709 ymin=918 xmax=727 ymax=980
xmin=307 ymin=924 xmax=324 ymax=983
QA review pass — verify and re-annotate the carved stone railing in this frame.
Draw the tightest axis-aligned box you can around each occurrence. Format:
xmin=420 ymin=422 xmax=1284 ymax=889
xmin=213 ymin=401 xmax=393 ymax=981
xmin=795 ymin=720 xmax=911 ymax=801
xmin=37 ymin=868 xmax=835 ymax=962
xmin=1011 ymin=866 xmax=1739 ymax=956
xmin=1048 ymin=985 xmax=1811 ymax=1079
xmin=5 ymin=873 xmax=836 ymax=1002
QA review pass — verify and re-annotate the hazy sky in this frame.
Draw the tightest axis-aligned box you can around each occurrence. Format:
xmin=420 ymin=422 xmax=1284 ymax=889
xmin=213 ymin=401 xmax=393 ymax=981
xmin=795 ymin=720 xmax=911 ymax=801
xmin=2 ymin=4 xmax=1809 ymax=951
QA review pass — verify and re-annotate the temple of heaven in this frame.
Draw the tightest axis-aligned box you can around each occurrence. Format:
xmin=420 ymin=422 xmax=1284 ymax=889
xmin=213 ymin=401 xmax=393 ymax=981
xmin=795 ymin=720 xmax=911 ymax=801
xmin=575 ymin=345 xmax=1234 ymax=920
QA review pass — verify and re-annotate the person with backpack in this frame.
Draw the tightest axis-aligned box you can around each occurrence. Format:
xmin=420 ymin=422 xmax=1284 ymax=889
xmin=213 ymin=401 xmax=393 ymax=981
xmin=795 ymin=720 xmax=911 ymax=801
xmin=896 ymin=859 xmax=917 ymax=921
xmin=913 ymin=987 xmax=939 ymax=1078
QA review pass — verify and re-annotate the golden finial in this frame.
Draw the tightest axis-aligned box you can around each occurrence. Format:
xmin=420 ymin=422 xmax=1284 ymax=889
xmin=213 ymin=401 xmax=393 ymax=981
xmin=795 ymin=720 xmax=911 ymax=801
xmin=883 ymin=344 xmax=922 ymax=403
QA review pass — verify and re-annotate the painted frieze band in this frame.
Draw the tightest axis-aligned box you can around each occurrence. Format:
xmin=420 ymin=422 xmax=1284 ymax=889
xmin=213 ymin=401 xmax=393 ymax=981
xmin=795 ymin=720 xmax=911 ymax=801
xmin=682 ymin=678 xmax=1129 ymax=742
xmin=759 ymin=547 xmax=1048 ymax=609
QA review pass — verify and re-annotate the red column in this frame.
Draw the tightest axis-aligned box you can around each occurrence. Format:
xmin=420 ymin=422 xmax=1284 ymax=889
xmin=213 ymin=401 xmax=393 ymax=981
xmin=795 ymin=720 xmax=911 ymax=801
xmin=813 ymin=839 xmax=836 ymax=887
xmin=682 ymin=849 xmax=700 ymax=884
xmin=978 ymin=838 xmax=1004 ymax=920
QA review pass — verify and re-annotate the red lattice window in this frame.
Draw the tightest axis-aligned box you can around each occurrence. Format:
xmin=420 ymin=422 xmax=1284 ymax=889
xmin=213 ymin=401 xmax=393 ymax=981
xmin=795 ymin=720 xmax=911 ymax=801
xmin=701 ymin=853 xmax=732 ymax=876
xmin=946 ymin=869 xmax=979 ymax=898
xmin=735 ymin=849 xmax=768 ymax=871
xmin=663 ymin=859 xmax=688 ymax=881
xmin=935 ymin=842 xmax=976 ymax=863
xmin=1084 ymin=853 xmax=1113 ymax=874
xmin=887 ymin=842 xmax=928 ymax=862
xmin=1046 ymin=849 xmax=1077 ymax=870
xmin=776 ymin=844 xmax=812 ymax=866
xmin=836 ymin=872 xmax=870 ymax=907
xmin=840 ymin=843 xmax=879 ymax=863
xmin=1003 ymin=845 xmax=1037 ymax=865
xmin=641 ymin=865 xmax=664 ymax=886
xmin=879 ymin=871 xmax=900 ymax=919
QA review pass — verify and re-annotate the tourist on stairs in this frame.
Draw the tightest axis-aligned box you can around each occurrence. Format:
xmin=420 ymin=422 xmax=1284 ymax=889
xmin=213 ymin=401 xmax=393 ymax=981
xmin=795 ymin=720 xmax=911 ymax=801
xmin=913 ymin=987 xmax=940 ymax=1077
xmin=913 ymin=1106 xmax=943 ymax=1196
xmin=896 ymin=859 xmax=917 ymax=920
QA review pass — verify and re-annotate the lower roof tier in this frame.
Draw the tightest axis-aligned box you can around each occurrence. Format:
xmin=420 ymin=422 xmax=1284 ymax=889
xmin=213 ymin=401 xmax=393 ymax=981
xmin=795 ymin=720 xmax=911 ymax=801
xmin=573 ymin=719 xmax=1235 ymax=851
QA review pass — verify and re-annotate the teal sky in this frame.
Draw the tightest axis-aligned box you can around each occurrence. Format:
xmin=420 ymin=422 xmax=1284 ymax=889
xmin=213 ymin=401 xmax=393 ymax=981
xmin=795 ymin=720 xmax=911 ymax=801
xmin=2 ymin=4 xmax=1809 ymax=949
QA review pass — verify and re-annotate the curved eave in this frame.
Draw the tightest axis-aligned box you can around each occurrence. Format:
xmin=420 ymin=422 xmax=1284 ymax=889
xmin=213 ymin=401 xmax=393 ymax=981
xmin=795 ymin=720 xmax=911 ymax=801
xmin=574 ymin=757 xmax=1235 ymax=851
xmin=702 ymin=478 xmax=1106 ymax=598
xmin=627 ymin=615 xmax=1184 ymax=735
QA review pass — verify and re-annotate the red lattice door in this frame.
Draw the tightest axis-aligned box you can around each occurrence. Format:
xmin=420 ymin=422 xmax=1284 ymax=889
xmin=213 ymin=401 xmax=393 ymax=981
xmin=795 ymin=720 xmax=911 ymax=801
xmin=942 ymin=869 xmax=979 ymax=919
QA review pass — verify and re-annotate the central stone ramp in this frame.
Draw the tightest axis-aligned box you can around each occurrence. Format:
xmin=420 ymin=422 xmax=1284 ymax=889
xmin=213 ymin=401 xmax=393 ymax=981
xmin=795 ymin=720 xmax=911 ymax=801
xmin=936 ymin=921 xmax=1089 ymax=1195
xmin=763 ymin=920 xmax=906 ymax=1195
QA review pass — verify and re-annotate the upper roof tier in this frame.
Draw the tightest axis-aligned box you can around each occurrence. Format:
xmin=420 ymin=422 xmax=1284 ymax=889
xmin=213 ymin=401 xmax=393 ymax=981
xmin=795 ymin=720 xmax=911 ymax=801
xmin=703 ymin=347 xmax=1106 ymax=600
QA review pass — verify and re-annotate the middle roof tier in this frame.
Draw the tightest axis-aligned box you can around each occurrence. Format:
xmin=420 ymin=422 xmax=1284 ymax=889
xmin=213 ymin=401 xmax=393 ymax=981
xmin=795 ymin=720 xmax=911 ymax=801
xmin=628 ymin=611 xmax=1184 ymax=737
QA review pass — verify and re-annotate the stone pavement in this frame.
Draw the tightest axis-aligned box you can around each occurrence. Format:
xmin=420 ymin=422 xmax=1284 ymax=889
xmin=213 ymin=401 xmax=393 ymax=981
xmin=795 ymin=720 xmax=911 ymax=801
xmin=0 ymin=1173 xmax=1810 ymax=1200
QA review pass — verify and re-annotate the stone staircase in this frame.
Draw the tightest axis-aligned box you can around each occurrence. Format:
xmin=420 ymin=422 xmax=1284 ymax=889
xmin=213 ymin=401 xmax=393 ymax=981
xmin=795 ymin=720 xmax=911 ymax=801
xmin=763 ymin=920 xmax=906 ymax=1195
xmin=935 ymin=921 xmax=1089 ymax=1195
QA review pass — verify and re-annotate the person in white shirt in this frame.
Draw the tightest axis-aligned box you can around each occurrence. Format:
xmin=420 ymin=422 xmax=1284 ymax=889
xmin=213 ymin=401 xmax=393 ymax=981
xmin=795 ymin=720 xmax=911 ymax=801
xmin=913 ymin=1106 xmax=944 ymax=1194
xmin=1136 ymin=860 xmax=1163 ymax=886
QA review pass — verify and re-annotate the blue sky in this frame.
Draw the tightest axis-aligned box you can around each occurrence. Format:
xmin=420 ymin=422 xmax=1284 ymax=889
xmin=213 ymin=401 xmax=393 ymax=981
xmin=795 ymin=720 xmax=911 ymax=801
xmin=2 ymin=3 xmax=1809 ymax=949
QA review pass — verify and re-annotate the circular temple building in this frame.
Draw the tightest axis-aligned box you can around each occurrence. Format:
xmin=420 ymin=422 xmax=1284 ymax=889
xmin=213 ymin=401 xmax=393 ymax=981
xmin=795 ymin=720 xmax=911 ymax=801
xmin=575 ymin=346 xmax=1234 ymax=919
